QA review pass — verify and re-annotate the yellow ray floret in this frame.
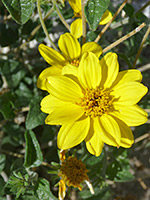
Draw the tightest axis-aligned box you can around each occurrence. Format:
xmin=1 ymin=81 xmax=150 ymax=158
xmin=37 ymin=33 xmax=102 ymax=90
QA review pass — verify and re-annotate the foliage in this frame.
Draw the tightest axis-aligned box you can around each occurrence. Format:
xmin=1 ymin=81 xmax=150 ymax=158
xmin=0 ymin=0 xmax=150 ymax=199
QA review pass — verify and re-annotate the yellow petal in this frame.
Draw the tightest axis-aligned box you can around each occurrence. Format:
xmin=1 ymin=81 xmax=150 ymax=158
xmin=41 ymin=94 xmax=63 ymax=114
xmin=111 ymin=104 xmax=148 ymax=126
xmin=86 ymin=119 xmax=104 ymax=156
xmin=84 ymin=118 xmax=94 ymax=142
xmin=45 ymin=103 xmax=84 ymax=125
xmin=68 ymin=0 xmax=81 ymax=13
xmin=111 ymin=116 xmax=134 ymax=148
xmin=100 ymin=52 xmax=119 ymax=88
xmin=59 ymin=180 xmax=66 ymax=200
xmin=38 ymin=44 xmax=66 ymax=66
xmin=37 ymin=66 xmax=62 ymax=90
xmin=95 ymin=115 xmax=121 ymax=147
xmin=62 ymin=64 xmax=78 ymax=77
xmin=70 ymin=18 xmax=83 ymax=39
xmin=99 ymin=10 xmax=112 ymax=25
xmin=82 ymin=42 xmax=102 ymax=58
xmin=46 ymin=76 xmax=83 ymax=102
xmin=58 ymin=33 xmax=81 ymax=61
xmin=78 ymin=52 xmax=101 ymax=89
xmin=111 ymin=69 xmax=142 ymax=88
xmin=112 ymin=82 xmax=148 ymax=105
xmin=57 ymin=116 xmax=90 ymax=150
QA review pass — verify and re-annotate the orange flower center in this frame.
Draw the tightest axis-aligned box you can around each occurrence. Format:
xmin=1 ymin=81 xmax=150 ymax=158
xmin=70 ymin=59 xmax=80 ymax=67
xmin=58 ymin=157 xmax=89 ymax=190
xmin=74 ymin=11 xmax=82 ymax=18
xmin=78 ymin=88 xmax=113 ymax=118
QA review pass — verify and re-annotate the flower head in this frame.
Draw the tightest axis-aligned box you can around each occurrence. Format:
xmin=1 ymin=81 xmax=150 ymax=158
xmin=68 ymin=0 xmax=113 ymax=38
xmin=41 ymin=52 xmax=148 ymax=156
xmin=37 ymin=33 xmax=102 ymax=90
xmin=59 ymin=156 xmax=89 ymax=190
xmin=58 ymin=155 xmax=94 ymax=200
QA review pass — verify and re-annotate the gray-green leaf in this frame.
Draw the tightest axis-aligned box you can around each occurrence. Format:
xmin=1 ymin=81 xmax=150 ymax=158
xmin=25 ymin=96 xmax=46 ymax=130
xmin=35 ymin=178 xmax=58 ymax=200
xmin=1 ymin=0 xmax=34 ymax=24
xmin=85 ymin=0 xmax=110 ymax=31
xmin=24 ymin=130 xmax=43 ymax=168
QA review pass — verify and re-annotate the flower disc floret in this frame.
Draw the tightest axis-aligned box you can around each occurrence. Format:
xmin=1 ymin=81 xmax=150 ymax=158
xmin=70 ymin=59 xmax=80 ymax=67
xmin=77 ymin=88 xmax=114 ymax=118
xmin=59 ymin=157 xmax=89 ymax=190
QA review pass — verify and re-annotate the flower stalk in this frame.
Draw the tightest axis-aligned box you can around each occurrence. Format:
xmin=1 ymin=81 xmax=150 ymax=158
xmin=81 ymin=0 xmax=86 ymax=44
xmin=133 ymin=25 xmax=150 ymax=68
xmin=53 ymin=0 xmax=70 ymax=31
xmin=103 ymin=23 xmax=146 ymax=54
xmin=37 ymin=0 xmax=58 ymax=50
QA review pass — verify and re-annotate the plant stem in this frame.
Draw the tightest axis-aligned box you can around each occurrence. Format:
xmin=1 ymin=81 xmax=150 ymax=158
xmin=102 ymin=23 xmax=146 ymax=53
xmin=136 ymin=0 xmax=150 ymax=14
xmin=37 ymin=0 xmax=58 ymax=50
xmin=132 ymin=25 xmax=150 ymax=68
xmin=95 ymin=0 xmax=128 ymax=43
xmin=54 ymin=0 xmax=70 ymax=31
xmin=28 ymin=7 xmax=54 ymax=42
xmin=1 ymin=149 xmax=52 ymax=168
xmin=137 ymin=63 xmax=150 ymax=72
xmin=81 ymin=0 xmax=86 ymax=44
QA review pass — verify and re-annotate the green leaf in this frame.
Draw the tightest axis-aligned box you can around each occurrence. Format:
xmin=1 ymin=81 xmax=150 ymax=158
xmin=0 ymin=154 xmax=6 ymax=173
xmin=123 ymin=3 xmax=134 ymax=17
xmin=0 ymin=177 xmax=5 ymax=196
xmin=0 ymin=22 xmax=19 ymax=47
xmin=114 ymin=170 xmax=134 ymax=182
xmin=0 ymin=59 xmax=26 ymax=89
xmin=86 ymin=31 xmax=98 ymax=42
xmin=25 ymin=96 xmax=46 ymax=130
xmin=1 ymin=0 xmax=34 ymax=24
xmin=15 ymin=82 xmax=33 ymax=108
xmin=24 ymin=130 xmax=43 ymax=168
xmin=2 ymin=122 xmax=25 ymax=147
xmin=35 ymin=178 xmax=57 ymax=200
xmin=79 ymin=187 xmax=111 ymax=200
xmin=85 ymin=0 xmax=110 ymax=31
xmin=0 ymin=92 xmax=15 ymax=120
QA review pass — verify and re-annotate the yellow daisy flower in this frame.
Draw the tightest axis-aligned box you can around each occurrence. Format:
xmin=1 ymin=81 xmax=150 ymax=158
xmin=37 ymin=33 xmax=102 ymax=90
xmin=68 ymin=0 xmax=113 ymax=38
xmin=41 ymin=52 xmax=148 ymax=156
xmin=58 ymin=156 xmax=94 ymax=200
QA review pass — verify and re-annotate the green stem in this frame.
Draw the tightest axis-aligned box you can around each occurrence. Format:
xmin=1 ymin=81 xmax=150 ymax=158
xmin=54 ymin=0 xmax=70 ymax=31
xmin=81 ymin=0 xmax=86 ymax=44
xmin=132 ymin=25 xmax=150 ymax=68
xmin=37 ymin=0 xmax=58 ymax=50
xmin=28 ymin=7 xmax=54 ymax=42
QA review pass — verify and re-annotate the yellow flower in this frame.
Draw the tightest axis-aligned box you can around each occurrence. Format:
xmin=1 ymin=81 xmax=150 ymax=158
xmin=41 ymin=52 xmax=148 ymax=156
xmin=37 ymin=33 xmax=102 ymax=90
xmin=58 ymin=156 xmax=94 ymax=200
xmin=68 ymin=0 xmax=113 ymax=38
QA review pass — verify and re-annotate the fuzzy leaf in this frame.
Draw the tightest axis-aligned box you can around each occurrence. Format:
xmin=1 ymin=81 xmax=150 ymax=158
xmin=24 ymin=130 xmax=43 ymax=168
xmin=35 ymin=178 xmax=57 ymax=200
xmin=85 ymin=0 xmax=110 ymax=31
xmin=25 ymin=96 xmax=46 ymax=130
xmin=1 ymin=0 xmax=34 ymax=24
xmin=0 ymin=92 xmax=15 ymax=120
